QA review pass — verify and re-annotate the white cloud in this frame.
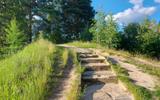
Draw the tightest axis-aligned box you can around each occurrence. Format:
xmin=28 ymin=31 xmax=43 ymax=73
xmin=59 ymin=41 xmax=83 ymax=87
xmin=129 ymin=0 xmax=143 ymax=6
xmin=155 ymin=0 xmax=160 ymax=3
xmin=106 ymin=0 xmax=156 ymax=25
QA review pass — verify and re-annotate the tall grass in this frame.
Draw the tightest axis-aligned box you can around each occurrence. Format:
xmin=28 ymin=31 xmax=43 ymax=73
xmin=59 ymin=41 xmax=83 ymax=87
xmin=66 ymin=50 xmax=82 ymax=100
xmin=66 ymin=41 xmax=102 ymax=48
xmin=62 ymin=49 xmax=69 ymax=68
xmin=0 ymin=39 xmax=55 ymax=100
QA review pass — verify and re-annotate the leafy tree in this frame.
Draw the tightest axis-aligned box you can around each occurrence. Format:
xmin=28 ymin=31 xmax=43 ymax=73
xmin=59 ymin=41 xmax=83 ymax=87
xmin=137 ymin=19 xmax=160 ymax=58
xmin=5 ymin=18 xmax=26 ymax=54
xmin=90 ymin=11 xmax=106 ymax=44
xmin=81 ymin=26 xmax=93 ymax=41
xmin=61 ymin=0 xmax=95 ymax=42
xmin=104 ymin=15 xmax=120 ymax=48
xmin=90 ymin=12 xmax=120 ymax=48
xmin=121 ymin=23 xmax=140 ymax=51
xmin=119 ymin=19 xmax=160 ymax=58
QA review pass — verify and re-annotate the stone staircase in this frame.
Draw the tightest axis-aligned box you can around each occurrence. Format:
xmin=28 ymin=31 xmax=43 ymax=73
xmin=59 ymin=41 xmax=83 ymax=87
xmin=78 ymin=51 xmax=117 ymax=84
xmin=77 ymin=51 xmax=133 ymax=100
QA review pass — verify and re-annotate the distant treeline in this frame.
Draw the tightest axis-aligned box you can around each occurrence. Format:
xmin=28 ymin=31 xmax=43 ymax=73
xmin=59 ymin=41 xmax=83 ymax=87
xmin=90 ymin=11 xmax=160 ymax=58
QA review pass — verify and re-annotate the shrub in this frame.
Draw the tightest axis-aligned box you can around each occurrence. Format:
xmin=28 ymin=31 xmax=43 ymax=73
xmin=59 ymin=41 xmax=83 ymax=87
xmin=90 ymin=12 xmax=120 ymax=48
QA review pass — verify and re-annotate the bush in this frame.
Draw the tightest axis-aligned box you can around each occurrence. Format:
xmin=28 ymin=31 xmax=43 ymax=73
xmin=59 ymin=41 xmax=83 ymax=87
xmin=90 ymin=12 xmax=120 ymax=48
xmin=120 ymin=19 xmax=160 ymax=58
xmin=120 ymin=23 xmax=140 ymax=52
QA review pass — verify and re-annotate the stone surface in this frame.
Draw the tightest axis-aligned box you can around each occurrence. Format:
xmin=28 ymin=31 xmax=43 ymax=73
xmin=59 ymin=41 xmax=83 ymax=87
xmin=82 ymin=63 xmax=110 ymax=71
xmin=108 ymin=55 xmax=159 ymax=91
xmin=83 ymin=83 xmax=133 ymax=100
xmin=82 ymin=71 xmax=117 ymax=83
xmin=79 ymin=54 xmax=99 ymax=58
xmin=93 ymin=91 xmax=112 ymax=100
xmin=80 ymin=57 xmax=105 ymax=63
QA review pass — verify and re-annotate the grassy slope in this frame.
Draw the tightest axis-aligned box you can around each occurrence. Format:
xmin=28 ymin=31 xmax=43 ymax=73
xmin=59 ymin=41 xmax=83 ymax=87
xmin=66 ymin=41 xmax=160 ymax=100
xmin=0 ymin=39 xmax=70 ymax=100
xmin=66 ymin=41 xmax=102 ymax=48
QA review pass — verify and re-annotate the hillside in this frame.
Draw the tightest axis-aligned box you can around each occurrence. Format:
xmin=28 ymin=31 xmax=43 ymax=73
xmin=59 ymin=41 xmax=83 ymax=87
xmin=65 ymin=41 xmax=160 ymax=100
xmin=0 ymin=0 xmax=160 ymax=100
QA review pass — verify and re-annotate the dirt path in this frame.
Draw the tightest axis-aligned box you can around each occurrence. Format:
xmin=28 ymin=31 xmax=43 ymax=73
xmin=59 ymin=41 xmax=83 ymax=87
xmin=48 ymin=55 xmax=76 ymax=100
xmin=108 ymin=55 xmax=159 ymax=91
xmin=56 ymin=45 xmax=133 ymax=99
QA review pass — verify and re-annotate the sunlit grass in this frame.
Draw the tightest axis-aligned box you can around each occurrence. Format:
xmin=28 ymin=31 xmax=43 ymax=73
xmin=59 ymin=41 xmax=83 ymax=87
xmin=0 ymin=39 xmax=55 ymax=100
xmin=66 ymin=50 xmax=82 ymax=100
xmin=66 ymin=41 xmax=102 ymax=48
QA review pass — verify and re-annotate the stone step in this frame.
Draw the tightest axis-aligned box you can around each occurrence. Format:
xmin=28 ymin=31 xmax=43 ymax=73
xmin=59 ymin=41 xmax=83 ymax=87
xmin=82 ymin=71 xmax=117 ymax=83
xmin=79 ymin=54 xmax=99 ymax=58
xmin=77 ymin=52 xmax=93 ymax=55
xmin=115 ymin=95 xmax=133 ymax=100
xmin=82 ymin=63 xmax=110 ymax=71
xmin=80 ymin=57 xmax=106 ymax=63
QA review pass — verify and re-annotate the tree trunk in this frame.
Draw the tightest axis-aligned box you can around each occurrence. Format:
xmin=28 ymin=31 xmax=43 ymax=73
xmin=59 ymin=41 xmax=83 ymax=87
xmin=28 ymin=1 xmax=32 ymax=43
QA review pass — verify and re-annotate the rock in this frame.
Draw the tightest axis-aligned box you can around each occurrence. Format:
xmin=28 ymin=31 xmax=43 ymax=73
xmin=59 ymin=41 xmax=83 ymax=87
xmin=93 ymin=91 xmax=112 ymax=100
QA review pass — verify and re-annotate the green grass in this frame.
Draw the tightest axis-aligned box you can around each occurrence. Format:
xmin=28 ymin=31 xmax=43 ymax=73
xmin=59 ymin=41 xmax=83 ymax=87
xmin=112 ymin=64 xmax=152 ymax=100
xmin=155 ymin=87 xmax=160 ymax=100
xmin=0 ymin=39 xmax=71 ymax=100
xmin=0 ymin=39 xmax=55 ymax=100
xmin=66 ymin=41 xmax=102 ymax=48
xmin=62 ymin=49 xmax=69 ymax=67
xmin=66 ymin=50 xmax=82 ymax=100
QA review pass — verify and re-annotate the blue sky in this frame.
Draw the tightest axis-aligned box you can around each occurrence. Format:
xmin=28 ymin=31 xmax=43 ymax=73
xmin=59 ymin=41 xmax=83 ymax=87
xmin=92 ymin=0 xmax=160 ymax=24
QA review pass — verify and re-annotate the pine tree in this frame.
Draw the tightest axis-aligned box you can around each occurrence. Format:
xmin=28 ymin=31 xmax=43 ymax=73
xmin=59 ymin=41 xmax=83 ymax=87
xmin=61 ymin=0 xmax=95 ymax=41
xmin=5 ymin=18 xmax=26 ymax=54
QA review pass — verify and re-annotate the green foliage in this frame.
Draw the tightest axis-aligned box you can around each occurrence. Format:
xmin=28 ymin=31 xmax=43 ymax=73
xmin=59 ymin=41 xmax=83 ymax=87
xmin=0 ymin=32 xmax=6 ymax=58
xmin=120 ymin=19 xmax=160 ymax=58
xmin=61 ymin=0 xmax=95 ymax=41
xmin=90 ymin=11 xmax=106 ymax=44
xmin=138 ymin=20 xmax=160 ymax=58
xmin=81 ymin=27 xmax=93 ymax=41
xmin=155 ymin=87 xmax=160 ymax=99
xmin=62 ymin=49 xmax=69 ymax=67
xmin=90 ymin=12 xmax=120 ymax=48
xmin=0 ymin=39 xmax=55 ymax=100
xmin=4 ymin=18 xmax=26 ymax=54
xmin=120 ymin=23 xmax=140 ymax=51
xmin=66 ymin=50 xmax=82 ymax=100
xmin=43 ymin=0 xmax=95 ymax=43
